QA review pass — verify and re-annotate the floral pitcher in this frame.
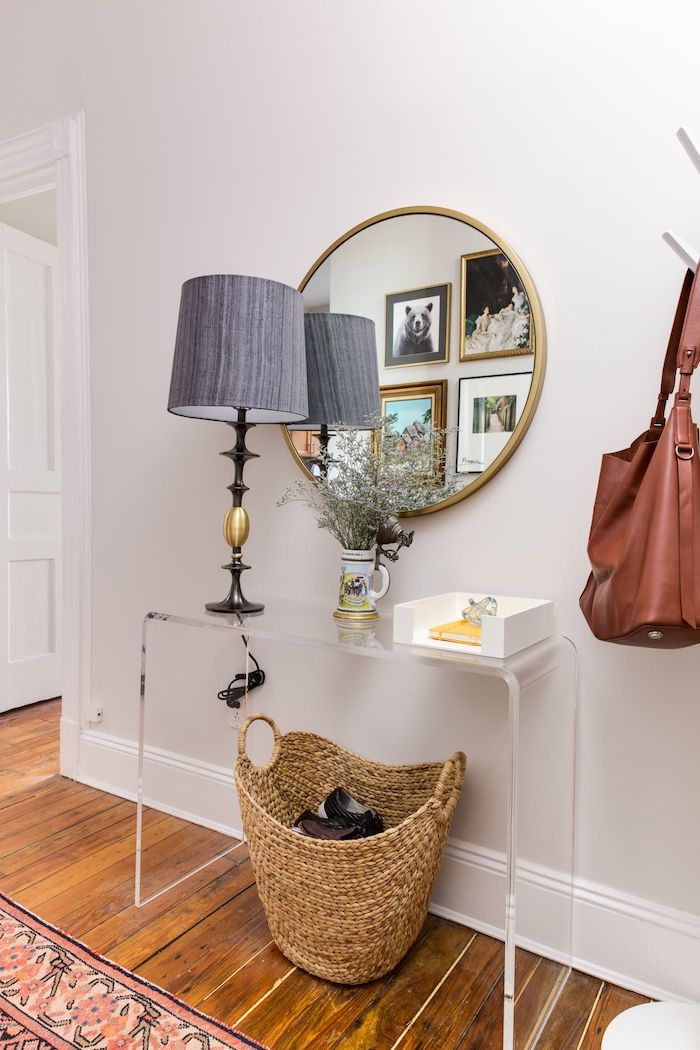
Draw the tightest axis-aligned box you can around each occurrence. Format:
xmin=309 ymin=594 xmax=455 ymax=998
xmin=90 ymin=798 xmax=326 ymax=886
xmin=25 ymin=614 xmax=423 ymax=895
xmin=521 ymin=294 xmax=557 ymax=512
xmin=334 ymin=549 xmax=390 ymax=621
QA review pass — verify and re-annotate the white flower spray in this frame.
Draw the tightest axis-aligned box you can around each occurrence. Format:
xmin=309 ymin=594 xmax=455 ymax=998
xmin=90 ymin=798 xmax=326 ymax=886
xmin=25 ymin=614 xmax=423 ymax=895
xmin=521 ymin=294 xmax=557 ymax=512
xmin=279 ymin=415 xmax=460 ymax=550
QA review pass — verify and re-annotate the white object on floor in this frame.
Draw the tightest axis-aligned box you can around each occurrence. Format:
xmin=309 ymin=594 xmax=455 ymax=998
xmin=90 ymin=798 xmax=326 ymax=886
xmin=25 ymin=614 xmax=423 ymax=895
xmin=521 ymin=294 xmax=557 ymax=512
xmin=603 ymin=1003 xmax=700 ymax=1049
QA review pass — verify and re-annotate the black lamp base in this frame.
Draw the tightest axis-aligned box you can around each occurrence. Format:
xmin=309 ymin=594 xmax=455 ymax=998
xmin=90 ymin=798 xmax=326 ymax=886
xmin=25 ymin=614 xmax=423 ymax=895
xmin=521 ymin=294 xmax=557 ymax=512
xmin=206 ymin=597 xmax=265 ymax=615
xmin=206 ymin=557 xmax=265 ymax=616
xmin=205 ymin=411 xmax=266 ymax=617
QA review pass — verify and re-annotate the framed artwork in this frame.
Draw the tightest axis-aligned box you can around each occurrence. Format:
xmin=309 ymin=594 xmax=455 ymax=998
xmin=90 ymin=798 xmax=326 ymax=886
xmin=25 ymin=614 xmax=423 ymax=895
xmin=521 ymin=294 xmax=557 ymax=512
xmin=380 ymin=380 xmax=447 ymax=453
xmin=385 ymin=283 xmax=451 ymax=368
xmin=456 ymin=372 xmax=532 ymax=474
xmin=460 ymin=249 xmax=532 ymax=361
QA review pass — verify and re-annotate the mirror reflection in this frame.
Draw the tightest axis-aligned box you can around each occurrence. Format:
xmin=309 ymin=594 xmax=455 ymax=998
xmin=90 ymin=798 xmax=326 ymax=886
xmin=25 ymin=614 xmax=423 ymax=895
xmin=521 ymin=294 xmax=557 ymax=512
xmin=285 ymin=208 xmax=545 ymax=515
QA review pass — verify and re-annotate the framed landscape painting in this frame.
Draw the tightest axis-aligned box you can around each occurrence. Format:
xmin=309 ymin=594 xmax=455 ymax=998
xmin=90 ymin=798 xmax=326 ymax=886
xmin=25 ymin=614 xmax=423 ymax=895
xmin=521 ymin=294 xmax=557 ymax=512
xmin=460 ymin=249 xmax=532 ymax=361
xmin=456 ymin=372 xmax=531 ymax=474
xmin=385 ymin=283 xmax=451 ymax=367
xmin=380 ymin=380 xmax=447 ymax=453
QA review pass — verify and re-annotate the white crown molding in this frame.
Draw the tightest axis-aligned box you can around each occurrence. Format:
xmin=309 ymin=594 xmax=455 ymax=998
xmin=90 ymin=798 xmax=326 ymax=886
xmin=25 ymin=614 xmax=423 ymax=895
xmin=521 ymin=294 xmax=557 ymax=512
xmin=0 ymin=115 xmax=91 ymax=777
xmin=0 ymin=119 xmax=71 ymax=201
xmin=78 ymin=727 xmax=700 ymax=1002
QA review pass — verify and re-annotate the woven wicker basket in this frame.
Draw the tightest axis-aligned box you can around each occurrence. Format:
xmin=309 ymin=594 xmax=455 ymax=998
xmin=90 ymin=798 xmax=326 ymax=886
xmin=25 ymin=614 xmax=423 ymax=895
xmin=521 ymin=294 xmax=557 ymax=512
xmin=234 ymin=714 xmax=466 ymax=984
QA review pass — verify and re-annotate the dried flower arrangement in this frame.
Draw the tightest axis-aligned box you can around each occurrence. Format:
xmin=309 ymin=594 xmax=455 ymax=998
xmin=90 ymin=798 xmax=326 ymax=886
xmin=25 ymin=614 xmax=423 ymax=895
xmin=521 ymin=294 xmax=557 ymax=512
xmin=278 ymin=416 xmax=459 ymax=550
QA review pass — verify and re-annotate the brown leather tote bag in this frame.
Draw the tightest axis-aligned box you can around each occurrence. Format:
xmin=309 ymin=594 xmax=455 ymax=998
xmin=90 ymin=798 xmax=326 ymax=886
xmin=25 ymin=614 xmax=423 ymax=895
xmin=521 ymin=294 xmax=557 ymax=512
xmin=580 ymin=268 xmax=700 ymax=647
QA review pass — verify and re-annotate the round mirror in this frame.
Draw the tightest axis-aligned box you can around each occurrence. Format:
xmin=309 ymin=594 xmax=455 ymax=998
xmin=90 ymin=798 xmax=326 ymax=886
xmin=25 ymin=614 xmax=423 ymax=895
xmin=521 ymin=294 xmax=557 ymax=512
xmin=284 ymin=206 xmax=545 ymax=516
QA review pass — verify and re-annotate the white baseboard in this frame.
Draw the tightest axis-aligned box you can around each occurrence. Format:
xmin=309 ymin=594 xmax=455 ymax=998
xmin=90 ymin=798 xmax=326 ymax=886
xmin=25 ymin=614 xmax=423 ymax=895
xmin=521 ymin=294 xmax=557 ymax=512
xmin=435 ymin=839 xmax=700 ymax=1002
xmin=79 ymin=728 xmax=242 ymax=837
xmin=77 ymin=728 xmax=700 ymax=1002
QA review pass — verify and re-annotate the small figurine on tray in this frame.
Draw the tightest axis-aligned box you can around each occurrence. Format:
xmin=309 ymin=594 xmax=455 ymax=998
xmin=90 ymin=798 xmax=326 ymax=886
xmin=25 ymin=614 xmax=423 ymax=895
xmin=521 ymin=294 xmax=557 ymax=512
xmin=429 ymin=596 xmax=498 ymax=646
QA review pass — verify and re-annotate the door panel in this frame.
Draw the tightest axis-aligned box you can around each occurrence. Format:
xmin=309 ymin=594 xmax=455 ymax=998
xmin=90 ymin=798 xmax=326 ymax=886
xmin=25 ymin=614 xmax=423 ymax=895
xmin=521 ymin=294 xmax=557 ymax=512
xmin=6 ymin=249 xmax=55 ymax=472
xmin=9 ymin=557 xmax=57 ymax=660
xmin=9 ymin=492 xmax=61 ymax=538
xmin=0 ymin=223 xmax=61 ymax=711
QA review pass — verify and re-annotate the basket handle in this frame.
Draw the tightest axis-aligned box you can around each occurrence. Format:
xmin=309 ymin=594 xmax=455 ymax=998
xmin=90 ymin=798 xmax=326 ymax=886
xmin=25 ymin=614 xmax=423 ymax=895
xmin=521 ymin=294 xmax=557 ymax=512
xmin=433 ymin=751 xmax=466 ymax=814
xmin=237 ymin=713 xmax=282 ymax=768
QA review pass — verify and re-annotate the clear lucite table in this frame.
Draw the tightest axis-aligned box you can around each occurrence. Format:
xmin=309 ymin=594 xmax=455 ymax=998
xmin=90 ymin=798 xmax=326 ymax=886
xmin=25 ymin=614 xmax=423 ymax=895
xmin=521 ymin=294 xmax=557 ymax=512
xmin=136 ymin=596 xmax=577 ymax=1050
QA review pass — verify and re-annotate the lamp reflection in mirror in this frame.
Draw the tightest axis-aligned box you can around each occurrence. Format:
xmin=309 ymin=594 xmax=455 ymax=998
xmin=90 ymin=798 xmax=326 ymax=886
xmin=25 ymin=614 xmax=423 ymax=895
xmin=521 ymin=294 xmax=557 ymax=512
xmin=168 ymin=274 xmax=307 ymax=614
xmin=287 ymin=313 xmax=380 ymax=474
xmin=291 ymin=207 xmax=546 ymax=515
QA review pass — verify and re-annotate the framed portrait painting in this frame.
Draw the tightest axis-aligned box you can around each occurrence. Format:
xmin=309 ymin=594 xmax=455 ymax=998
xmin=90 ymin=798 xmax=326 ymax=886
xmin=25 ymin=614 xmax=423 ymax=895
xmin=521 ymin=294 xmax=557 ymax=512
xmin=380 ymin=380 xmax=447 ymax=454
xmin=456 ymin=372 xmax=531 ymax=474
xmin=385 ymin=283 xmax=451 ymax=368
xmin=460 ymin=249 xmax=533 ymax=361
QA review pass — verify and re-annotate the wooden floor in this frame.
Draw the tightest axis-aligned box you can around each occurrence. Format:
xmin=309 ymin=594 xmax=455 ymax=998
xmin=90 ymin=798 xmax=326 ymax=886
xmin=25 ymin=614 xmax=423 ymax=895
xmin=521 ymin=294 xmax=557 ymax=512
xmin=0 ymin=699 xmax=649 ymax=1049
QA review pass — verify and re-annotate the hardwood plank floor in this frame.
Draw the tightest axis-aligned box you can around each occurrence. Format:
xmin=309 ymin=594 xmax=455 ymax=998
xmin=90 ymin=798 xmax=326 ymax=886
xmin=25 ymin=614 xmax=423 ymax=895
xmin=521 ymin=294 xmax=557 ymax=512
xmin=0 ymin=698 xmax=649 ymax=1048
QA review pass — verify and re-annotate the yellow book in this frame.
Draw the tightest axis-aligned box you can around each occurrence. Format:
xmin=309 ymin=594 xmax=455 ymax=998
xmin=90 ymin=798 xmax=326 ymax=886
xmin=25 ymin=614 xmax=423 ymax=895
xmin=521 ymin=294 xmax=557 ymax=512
xmin=428 ymin=619 xmax=482 ymax=646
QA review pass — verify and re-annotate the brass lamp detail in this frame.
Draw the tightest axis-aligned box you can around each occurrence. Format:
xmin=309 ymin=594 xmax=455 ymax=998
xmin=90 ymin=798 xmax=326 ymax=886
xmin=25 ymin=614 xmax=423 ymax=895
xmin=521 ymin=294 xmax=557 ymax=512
xmin=224 ymin=506 xmax=250 ymax=549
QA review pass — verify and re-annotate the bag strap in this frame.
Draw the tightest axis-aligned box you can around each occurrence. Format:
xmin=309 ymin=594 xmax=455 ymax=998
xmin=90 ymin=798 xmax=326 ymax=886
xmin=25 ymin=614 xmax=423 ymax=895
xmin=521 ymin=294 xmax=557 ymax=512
xmin=675 ymin=267 xmax=700 ymax=406
xmin=673 ymin=266 xmax=700 ymax=458
xmin=676 ymin=414 xmax=697 ymax=628
xmin=652 ymin=268 xmax=694 ymax=428
xmin=672 ymin=269 xmax=700 ymax=628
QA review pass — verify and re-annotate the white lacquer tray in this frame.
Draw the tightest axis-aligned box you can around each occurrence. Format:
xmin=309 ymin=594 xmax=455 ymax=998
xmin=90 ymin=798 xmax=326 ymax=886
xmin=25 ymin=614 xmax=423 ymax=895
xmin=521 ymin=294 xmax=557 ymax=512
xmin=393 ymin=591 xmax=554 ymax=658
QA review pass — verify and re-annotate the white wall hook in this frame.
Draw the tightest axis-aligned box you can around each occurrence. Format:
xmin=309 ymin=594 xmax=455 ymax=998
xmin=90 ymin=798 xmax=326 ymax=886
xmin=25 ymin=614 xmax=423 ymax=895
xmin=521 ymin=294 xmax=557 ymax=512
xmin=677 ymin=126 xmax=700 ymax=178
xmin=663 ymin=230 xmax=699 ymax=273
xmin=661 ymin=130 xmax=700 ymax=271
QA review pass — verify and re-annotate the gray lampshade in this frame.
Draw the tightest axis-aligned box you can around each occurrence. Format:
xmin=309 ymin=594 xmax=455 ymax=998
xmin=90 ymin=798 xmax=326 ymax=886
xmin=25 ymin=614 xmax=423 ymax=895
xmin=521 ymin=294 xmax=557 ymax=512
xmin=168 ymin=274 xmax=308 ymax=424
xmin=289 ymin=313 xmax=380 ymax=430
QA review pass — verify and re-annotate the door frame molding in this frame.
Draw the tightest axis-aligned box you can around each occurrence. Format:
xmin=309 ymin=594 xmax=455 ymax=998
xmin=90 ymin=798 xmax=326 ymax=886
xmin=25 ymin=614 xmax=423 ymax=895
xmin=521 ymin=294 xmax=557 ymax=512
xmin=0 ymin=114 xmax=90 ymax=777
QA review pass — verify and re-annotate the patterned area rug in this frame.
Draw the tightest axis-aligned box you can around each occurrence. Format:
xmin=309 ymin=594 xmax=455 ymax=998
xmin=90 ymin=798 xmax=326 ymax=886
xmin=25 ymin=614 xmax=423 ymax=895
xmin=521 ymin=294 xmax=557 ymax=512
xmin=0 ymin=892 xmax=268 ymax=1049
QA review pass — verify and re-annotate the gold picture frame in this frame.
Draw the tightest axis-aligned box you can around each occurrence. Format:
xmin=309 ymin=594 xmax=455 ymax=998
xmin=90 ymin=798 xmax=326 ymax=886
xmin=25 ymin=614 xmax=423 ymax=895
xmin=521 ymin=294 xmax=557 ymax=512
xmin=459 ymin=248 xmax=534 ymax=362
xmin=379 ymin=379 xmax=448 ymax=451
xmin=384 ymin=282 xmax=451 ymax=368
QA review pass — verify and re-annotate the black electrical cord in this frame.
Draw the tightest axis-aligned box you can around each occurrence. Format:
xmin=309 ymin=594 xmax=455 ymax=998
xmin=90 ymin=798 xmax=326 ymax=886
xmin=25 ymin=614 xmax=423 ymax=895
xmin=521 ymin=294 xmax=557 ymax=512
xmin=218 ymin=634 xmax=266 ymax=708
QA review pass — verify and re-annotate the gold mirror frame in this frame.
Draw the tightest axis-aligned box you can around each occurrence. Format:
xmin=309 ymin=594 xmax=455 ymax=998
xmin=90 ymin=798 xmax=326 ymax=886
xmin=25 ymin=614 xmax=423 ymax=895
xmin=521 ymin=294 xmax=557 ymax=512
xmin=282 ymin=205 xmax=546 ymax=517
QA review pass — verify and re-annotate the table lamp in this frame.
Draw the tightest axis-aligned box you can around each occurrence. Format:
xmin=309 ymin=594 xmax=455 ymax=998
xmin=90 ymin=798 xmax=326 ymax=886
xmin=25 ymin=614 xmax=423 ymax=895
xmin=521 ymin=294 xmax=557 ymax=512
xmin=168 ymin=274 xmax=307 ymax=614
xmin=288 ymin=313 xmax=380 ymax=462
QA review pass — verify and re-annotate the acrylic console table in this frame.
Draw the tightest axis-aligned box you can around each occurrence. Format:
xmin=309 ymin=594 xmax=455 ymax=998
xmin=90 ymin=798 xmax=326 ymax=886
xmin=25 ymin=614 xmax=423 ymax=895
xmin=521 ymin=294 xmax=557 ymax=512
xmin=135 ymin=596 xmax=577 ymax=1050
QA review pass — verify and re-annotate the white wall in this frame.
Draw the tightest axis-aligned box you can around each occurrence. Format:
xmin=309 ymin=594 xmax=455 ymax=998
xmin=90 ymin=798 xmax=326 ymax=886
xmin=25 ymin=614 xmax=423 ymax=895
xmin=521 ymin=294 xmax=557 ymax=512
xmin=3 ymin=0 xmax=700 ymax=999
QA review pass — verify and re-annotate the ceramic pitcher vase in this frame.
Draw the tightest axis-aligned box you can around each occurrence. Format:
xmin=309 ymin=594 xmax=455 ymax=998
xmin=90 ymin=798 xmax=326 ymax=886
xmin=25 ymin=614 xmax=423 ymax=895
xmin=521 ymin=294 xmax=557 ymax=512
xmin=334 ymin=549 xmax=390 ymax=621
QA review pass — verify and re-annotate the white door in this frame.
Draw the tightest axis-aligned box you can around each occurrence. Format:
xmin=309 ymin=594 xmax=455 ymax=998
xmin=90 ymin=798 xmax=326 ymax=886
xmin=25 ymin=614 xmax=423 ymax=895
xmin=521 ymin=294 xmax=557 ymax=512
xmin=0 ymin=222 xmax=61 ymax=712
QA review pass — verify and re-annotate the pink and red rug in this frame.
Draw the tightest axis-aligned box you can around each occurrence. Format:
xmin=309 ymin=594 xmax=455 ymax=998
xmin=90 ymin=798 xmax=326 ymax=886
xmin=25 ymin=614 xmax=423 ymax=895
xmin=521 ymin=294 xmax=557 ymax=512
xmin=0 ymin=891 xmax=268 ymax=1049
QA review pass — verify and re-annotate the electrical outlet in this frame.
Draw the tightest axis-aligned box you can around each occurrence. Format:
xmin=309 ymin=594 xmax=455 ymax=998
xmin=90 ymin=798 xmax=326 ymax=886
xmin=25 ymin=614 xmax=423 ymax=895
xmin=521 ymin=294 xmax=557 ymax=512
xmin=227 ymin=703 xmax=244 ymax=729
xmin=87 ymin=705 xmax=103 ymax=725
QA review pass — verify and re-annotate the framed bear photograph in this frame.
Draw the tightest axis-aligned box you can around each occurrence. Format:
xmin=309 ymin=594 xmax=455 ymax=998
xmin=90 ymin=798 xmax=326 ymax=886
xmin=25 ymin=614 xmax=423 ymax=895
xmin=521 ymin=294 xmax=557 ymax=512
xmin=384 ymin=283 xmax=451 ymax=368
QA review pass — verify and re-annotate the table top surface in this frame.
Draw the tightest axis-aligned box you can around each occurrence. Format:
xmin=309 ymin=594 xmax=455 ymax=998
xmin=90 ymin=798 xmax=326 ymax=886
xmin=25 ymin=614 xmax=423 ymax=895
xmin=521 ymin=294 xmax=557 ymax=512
xmin=143 ymin=594 xmax=574 ymax=687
